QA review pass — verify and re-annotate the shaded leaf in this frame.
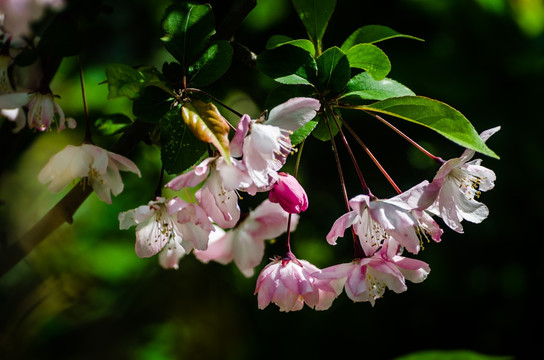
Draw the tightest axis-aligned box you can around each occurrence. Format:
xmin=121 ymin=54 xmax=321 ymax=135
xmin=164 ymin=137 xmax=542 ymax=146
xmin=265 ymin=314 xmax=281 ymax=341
xmin=346 ymin=44 xmax=391 ymax=81
xmin=341 ymin=25 xmax=423 ymax=52
xmin=291 ymin=0 xmax=336 ymax=51
xmin=355 ymin=96 xmax=499 ymax=158
xmin=266 ymin=35 xmax=316 ymax=56
xmin=188 ymin=40 xmax=233 ymax=87
xmin=105 ymin=64 xmax=163 ymax=100
xmin=257 ymin=45 xmax=317 ymax=85
xmin=160 ymin=2 xmax=215 ymax=68
xmin=312 ymin=110 xmax=341 ymax=141
xmin=182 ymin=99 xmax=231 ymax=162
xmin=132 ymin=86 xmax=173 ymax=123
xmin=316 ymin=46 xmax=350 ymax=94
xmin=340 ymin=72 xmax=414 ymax=103
xmin=94 ymin=114 xmax=133 ymax=136
xmin=161 ymin=106 xmax=208 ymax=174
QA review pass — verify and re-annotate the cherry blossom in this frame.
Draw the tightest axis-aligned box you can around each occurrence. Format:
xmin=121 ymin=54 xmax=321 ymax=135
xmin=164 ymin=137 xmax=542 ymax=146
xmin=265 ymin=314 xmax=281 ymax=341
xmin=422 ymin=127 xmax=499 ymax=233
xmin=317 ymin=242 xmax=430 ymax=306
xmin=38 ymin=143 xmax=141 ymax=204
xmin=268 ymin=172 xmax=308 ymax=214
xmin=194 ymin=199 xmax=298 ymax=277
xmin=0 ymin=0 xmax=65 ymax=38
xmin=254 ymin=253 xmax=336 ymax=312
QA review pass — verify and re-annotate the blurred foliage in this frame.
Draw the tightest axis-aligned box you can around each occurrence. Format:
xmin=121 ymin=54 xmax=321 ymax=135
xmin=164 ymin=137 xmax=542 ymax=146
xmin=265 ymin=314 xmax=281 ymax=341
xmin=1 ymin=0 xmax=543 ymax=359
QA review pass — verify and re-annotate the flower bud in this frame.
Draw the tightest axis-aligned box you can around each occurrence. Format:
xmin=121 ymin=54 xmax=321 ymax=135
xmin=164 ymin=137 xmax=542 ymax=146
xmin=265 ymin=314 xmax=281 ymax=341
xmin=269 ymin=172 xmax=308 ymax=214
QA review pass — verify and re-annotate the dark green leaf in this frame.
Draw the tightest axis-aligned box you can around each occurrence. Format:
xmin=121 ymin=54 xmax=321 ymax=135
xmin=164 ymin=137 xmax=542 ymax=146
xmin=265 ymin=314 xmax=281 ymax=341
xmin=340 ymin=72 xmax=414 ymax=103
xmin=265 ymin=84 xmax=316 ymax=109
xmin=341 ymin=25 xmax=424 ymax=52
xmin=188 ymin=40 xmax=233 ymax=87
xmin=132 ymin=86 xmax=173 ymax=123
xmin=257 ymin=45 xmax=317 ymax=85
xmin=346 ymin=44 xmax=391 ymax=81
xmin=358 ymin=96 xmax=499 ymax=158
xmin=312 ymin=110 xmax=341 ymax=141
xmin=316 ymin=46 xmax=350 ymax=94
xmin=160 ymin=2 xmax=215 ymax=68
xmin=291 ymin=0 xmax=336 ymax=51
xmin=266 ymin=35 xmax=316 ymax=56
xmin=94 ymin=114 xmax=133 ymax=135
xmin=160 ymin=106 xmax=208 ymax=174
xmin=105 ymin=64 xmax=164 ymax=100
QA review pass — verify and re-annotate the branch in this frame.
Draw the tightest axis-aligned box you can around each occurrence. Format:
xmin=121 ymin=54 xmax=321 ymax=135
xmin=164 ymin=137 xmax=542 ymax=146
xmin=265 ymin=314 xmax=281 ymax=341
xmin=0 ymin=120 xmax=155 ymax=278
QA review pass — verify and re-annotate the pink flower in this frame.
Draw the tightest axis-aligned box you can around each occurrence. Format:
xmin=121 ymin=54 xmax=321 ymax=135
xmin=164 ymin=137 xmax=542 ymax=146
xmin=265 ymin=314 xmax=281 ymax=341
xmin=167 ymin=197 xmax=215 ymax=252
xmin=317 ymin=242 xmax=430 ymax=306
xmin=240 ymin=98 xmax=320 ymax=188
xmin=269 ymin=172 xmax=308 ymax=214
xmin=0 ymin=0 xmax=65 ymax=38
xmin=423 ymin=127 xmax=499 ymax=233
xmin=327 ymin=182 xmax=436 ymax=255
xmin=38 ymin=143 xmax=141 ymax=204
xmin=254 ymin=254 xmax=336 ymax=311
xmin=194 ymin=199 xmax=299 ymax=277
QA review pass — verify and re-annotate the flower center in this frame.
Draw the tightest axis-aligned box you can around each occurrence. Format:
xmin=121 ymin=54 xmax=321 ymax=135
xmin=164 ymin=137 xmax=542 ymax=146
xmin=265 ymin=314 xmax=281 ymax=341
xmin=450 ymin=168 xmax=483 ymax=200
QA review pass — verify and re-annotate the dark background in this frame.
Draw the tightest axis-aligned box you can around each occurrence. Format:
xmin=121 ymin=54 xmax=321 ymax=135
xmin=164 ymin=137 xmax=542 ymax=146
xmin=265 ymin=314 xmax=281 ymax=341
xmin=1 ymin=0 xmax=541 ymax=359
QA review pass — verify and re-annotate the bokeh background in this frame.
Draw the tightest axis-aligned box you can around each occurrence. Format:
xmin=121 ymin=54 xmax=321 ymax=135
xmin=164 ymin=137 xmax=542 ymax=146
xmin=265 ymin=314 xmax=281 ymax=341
xmin=1 ymin=0 xmax=541 ymax=359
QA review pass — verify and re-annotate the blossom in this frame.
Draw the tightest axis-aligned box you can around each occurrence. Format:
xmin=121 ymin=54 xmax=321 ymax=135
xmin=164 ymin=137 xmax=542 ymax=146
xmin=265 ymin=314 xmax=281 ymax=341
xmin=194 ymin=199 xmax=298 ymax=277
xmin=0 ymin=91 xmax=76 ymax=132
xmin=317 ymin=242 xmax=430 ymax=306
xmin=327 ymin=181 xmax=437 ymax=255
xmin=167 ymin=197 xmax=215 ymax=252
xmin=240 ymin=97 xmax=320 ymax=188
xmin=38 ymin=143 xmax=141 ymax=204
xmin=254 ymin=253 xmax=336 ymax=312
xmin=268 ymin=172 xmax=308 ymax=214
xmin=423 ymin=127 xmax=499 ymax=233
xmin=0 ymin=0 xmax=65 ymax=38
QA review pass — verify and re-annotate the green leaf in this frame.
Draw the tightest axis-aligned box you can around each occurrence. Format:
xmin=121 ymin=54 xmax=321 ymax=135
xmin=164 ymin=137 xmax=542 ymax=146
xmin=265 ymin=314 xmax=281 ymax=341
xmin=257 ymin=45 xmax=317 ymax=85
xmin=160 ymin=106 xmax=208 ymax=175
xmin=181 ymin=99 xmax=231 ymax=163
xmin=265 ymin=35 xmax=316 ymax=56
xmin=339 ymin=72 xmax=415 ymax=103
xmin=94 ymin=114 xmax=133 ymax=136
xmin=132 ymin=86 xmax=173 ymax=123
xmin=160 ymin=2 xmax=215 ymax=68
xmin=394 ymin=349 xmax=513 ymax=360
xmin=105 ymin=64 xmax=163 ymax=100
xmin=188 ymin=40 xmax=233 ymax=87
xmin=312 ymin=110 xmax=341 ymax=141
xmin=316 ymin=46 xmax=350 ymax=94
xmin=341 ymin=25 xmax=424 ymax=52
xmin=291 ymin=119 xmax=318 ymax=146
xmin=291 ymin=0 xmax=336 ymax=51
xmin=356 ymin=96 xmax=499 ymax=158
xmin=346 ymin=44 xmax=391 ymax=81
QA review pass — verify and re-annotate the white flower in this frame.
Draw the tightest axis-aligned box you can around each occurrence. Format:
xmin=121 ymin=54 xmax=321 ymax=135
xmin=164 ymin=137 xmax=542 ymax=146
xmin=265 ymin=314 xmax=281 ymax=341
xmin=38 ymin=143 xmax=141 ymax=204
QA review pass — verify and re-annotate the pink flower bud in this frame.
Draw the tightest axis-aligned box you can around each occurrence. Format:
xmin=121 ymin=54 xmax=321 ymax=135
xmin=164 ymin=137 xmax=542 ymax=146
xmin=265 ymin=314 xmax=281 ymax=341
xmin=269 ymin=172 xmax=308 ymax=214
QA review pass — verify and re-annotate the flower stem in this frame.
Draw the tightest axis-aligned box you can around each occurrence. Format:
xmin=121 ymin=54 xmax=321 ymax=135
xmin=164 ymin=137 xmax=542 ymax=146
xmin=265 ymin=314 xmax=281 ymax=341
xmin=341 ymin=119 xmax=402 ymax=194
xmin=366 ymin=111 xmax=443 ymax=164
xmin=78 ymin=54 xmax=92 ymax=144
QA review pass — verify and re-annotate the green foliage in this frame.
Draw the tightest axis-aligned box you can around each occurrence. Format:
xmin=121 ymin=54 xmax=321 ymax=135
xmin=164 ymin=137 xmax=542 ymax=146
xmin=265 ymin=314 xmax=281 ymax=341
xmin=160 ymin=106 xmax=208 ymax=174
xmin=315 ymin=46 xmax=350 ymax=94
xmin=105 ymin=64 xmax=163 ymax=100
xmin=132 ymin=87 xmax=173 ymax=123
xmin=94 ymin=114 xmax=133 ymax=136
xmin=394 ymin=350 xmax=513 ymax=360
xmin=265 ymin=35 xmax=316 ymax=56
xmin=358 ymin=96 xmax=499 ymax=158
xmin=340 ymin=72 xmax=415 ymax=102
xmin=188 ymin=40 xmax=233 ymax=87
xmin=160 ymin=2 xmax=215 ymax=69
xmin=341 ymin=25 xmax=423 ymax=51
xmin=291 ymin=0 xmax=336 ymax=53
xmin=346 ymin=44 xmax=391 ymax=80
xmin=257 ymin=45 xmax=317 ymax=85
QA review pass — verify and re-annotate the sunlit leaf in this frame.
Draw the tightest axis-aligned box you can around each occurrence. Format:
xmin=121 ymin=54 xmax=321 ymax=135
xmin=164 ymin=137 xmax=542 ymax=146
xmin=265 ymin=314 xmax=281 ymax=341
xmin=94 ymin=114 xmax=133 ymax=136
xmin=352 ymin=96 xmax=499 ymax=158
xmin=316 ymin=46 xmax=350 ymax=94
xmin=105 ymin=64 xmax=163 ymax=100
xmin=341 ymin=25 xmax=424 ymax=52
xmin=182 ymin=99 xmax=231 ymax=162
xmin=188 ymin=40 xmax=233 ymax=87
xmin=257 ymin=45 xmax=317 ymax=85
xmin=291 ymin=0 xmax=336 ymax=52
xmin=161 ymin=106 xmax=208 ymax=174
xmin=160 ymin=2 xmax=215 ymax=68
xmin=291 ymin=119 xmax=318 ymax=145
xmin=346 ymin=44 xmax=391 ymax=81
xmin=339 ymin=72 xmax=415 ymax=103
xmin=265 ymin=35 xmax=316 ymax=56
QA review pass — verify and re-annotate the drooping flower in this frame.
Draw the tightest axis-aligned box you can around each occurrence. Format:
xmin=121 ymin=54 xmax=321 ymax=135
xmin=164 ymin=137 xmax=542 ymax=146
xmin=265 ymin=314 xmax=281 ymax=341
xmin=240 ymin=97 xmax=320 ymax=188
xmin=38 ymin=143 xmax=141 ymax=204
xmin=268 ymin=172 xmax=308 ymax=214
xmin=194 ymin=199 xmax=299 ymax=277
xmin=327 ymin=181 xmax=437 ymax=255
xmin=422 ymin=127 xmax=499 ymax=233
xmin=317 ymin=242 xmax=430 ymax=306
xmin=254 ymin=253 xmax=336 ymax=312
